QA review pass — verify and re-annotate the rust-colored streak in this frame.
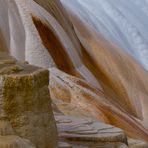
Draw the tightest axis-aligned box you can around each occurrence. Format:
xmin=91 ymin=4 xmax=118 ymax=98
xmin=69 ymin=14 xmax=148 ymax=119
xmin=0 ymin=29 xmax=8 ymax=52
xmin=34 ymin=0 xmax=81 ymax=55
xmin=32 ymin=16 xmax=81 ymax=77
xmin=78 ymin=84 xmax=148 ymax=141
xmin=81 ymin=45 xmax=120 ymax=105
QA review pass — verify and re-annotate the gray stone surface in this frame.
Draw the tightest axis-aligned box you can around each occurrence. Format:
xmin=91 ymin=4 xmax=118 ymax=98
xmin=56 ymin=114 xmax=128 ymax=148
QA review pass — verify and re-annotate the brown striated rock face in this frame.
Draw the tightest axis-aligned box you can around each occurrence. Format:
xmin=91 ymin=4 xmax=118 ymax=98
xmin=0 ymin=53 xmax=58 ymax=148
xmin=29 ymin=2 xmax=148 ymax=141
xmin=33 ymin=0 xmax=81 ymax=55
xmin=50 ymin=68 xmax=148 ymax=141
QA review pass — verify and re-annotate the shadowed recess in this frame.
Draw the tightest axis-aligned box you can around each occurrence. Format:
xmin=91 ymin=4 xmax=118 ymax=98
xmin=33 ymin=0 xmax=81 ymax=55
xmin=32 ymin=16 xmax=81 ymax=77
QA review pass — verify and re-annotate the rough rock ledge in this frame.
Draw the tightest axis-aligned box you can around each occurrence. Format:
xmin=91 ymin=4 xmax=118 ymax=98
xmin=0 ymin=52 xmax=58 ymax=148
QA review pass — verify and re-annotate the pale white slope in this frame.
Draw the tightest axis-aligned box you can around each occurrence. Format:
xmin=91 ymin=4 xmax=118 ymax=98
xmin=61 ymin=0 xmax=148 ymax=70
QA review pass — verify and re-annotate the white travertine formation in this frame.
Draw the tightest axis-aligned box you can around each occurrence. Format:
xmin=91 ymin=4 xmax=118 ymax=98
xmin=0 ymin=0 xmax=55 ymax=68
xmin=0 ymin=0 xmax=148 ymax=145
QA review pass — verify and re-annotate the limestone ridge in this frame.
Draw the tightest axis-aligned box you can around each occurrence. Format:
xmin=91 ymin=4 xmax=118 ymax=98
xmin=0 ymin=52 xmax=58 ymax=148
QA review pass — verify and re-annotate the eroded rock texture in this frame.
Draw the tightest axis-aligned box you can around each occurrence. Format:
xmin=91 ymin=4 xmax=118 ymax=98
xmin=55 ymin=114 xmax=148 ymax=148
xmin=50 ymin=68 xmax=148 ymax=141
xmin=0 ymin=53 xmax=58 ymax=148
xmin=0 ymin=117 xmax=35 ymax=148
xmin=55 ymin=114 xmax=127 ymax=143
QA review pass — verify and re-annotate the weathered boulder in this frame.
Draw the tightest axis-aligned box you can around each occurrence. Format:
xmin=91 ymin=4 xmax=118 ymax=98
xmin=0 ymin=53 xmax=58 ymax=148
